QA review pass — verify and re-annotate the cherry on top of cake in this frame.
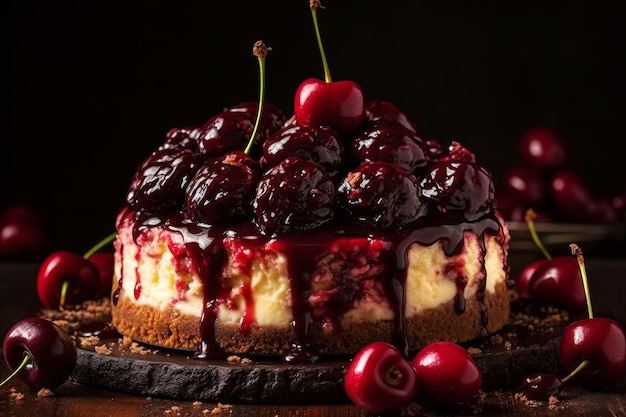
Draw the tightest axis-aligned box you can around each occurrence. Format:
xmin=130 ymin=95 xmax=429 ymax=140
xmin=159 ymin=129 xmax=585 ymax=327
xmin=123 ymin=98 xmax=497 ymax=239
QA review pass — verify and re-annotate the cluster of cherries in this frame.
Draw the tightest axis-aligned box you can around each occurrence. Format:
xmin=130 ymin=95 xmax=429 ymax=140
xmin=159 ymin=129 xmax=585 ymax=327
xmin=497 ymin=126 xmax=625 ymax=224
xmin=0 ymin=216 xmax=115 ymax=391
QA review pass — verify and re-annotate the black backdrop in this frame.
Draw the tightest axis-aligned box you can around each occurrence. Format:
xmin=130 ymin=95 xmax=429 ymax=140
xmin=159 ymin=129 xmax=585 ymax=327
xmin=2 ymin=0 xmax=624 ymax=253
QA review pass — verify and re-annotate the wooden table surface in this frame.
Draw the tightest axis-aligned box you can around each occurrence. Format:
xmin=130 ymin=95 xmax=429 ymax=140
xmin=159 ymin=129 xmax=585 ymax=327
xmin=2 ymin=260 xmax=625 ymax=417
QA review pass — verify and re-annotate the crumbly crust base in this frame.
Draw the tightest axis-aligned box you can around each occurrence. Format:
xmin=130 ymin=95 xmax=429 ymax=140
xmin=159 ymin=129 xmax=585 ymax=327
xmin=111 ymin=279 xmax=510 ymax=356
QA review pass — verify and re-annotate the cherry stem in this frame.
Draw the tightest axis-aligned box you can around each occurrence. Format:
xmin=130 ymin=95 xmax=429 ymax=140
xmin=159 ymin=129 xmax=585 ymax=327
xmin=244 ymin=40 xmax=270 ymax=156
xmin=561 ymin=359 xmax=591 ymax=384
xmin=570 ymin=243 xmax=593 ymax=319
xmin=309 ymin=0 xmax=332 ymax=83
xmin=525 ymin=208 xmax=552 ymax=260
xmin=60 ymin=280 xmax=69 ymax=307
xmin=0 ymin=354 xmax=30 ymax=389
xmin=83 ymin=231 xmax=117 ymax=259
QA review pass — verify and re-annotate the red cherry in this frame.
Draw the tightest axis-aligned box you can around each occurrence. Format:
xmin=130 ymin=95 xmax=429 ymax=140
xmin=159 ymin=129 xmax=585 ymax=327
xmin=87 ymin=252 xmax=115 ymax=297
xmin=294 ymin=78 xmax=364 ymax=134
xmin=344 ymin=341 xmax=417 ymax=414
xmin=522 ymin=373 xmax=562 ymax=400
xmin=515 ymin=259 xmax=548 ymax=299
xmin=37 ymin=251 xmax=100 ymax=309
xmin=560 ymin=317 xmax=626 ymax=388
xmin=0 ymin=205 xmax=48 ymax=260
xmin=550 ymin=170 xmax=599 ymax=223
xmin=518 ymin=126 xmax=567 ymax=170
xmin=529 ymin=256 xmax=585 ymax=311
xmin=411 ymin=341 xmax=483 ymax=408
xmin=1 ymin=317 xmax=77 ymax=390
xmin=293 ymin=1 xmax=364 ymax=134
xmin=501 ymin=165 xmax=547 ymax=206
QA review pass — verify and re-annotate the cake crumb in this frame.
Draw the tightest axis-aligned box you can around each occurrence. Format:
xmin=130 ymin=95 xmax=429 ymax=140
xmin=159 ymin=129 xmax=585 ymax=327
xmin=95 ymin=344 xmax=113 ymax=355
xmin=192 ymin=401 xmax=203 ymax=406
xmin=207 ymin=403 xmax=233 ymax=414
xmin=80 ymin=335 xmax=101 ymax=348
xmin=164 ymin=405 xmax=181 ymax=415
xmin=467 ymin=347 xmax=482 ymax=356
xmin=504 ymin=341 xmax=512 ymax=351
xmin=490 ymin=334 xmax=503 ymax=345
xmin=37 ymin=388 xmax=55 ymax=397
xmin=241 ymin=357 xmax=253 ymax=365
xmin=227 ymin=355 xmax=241 ymax=363
xmin=9 ymin=388 xmax=24 ymax=401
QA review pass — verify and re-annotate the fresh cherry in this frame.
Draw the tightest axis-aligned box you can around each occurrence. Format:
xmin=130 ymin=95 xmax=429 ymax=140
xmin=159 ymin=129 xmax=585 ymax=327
xmin=344 ymin=341 xmax=417 ymax=414
xmin=1 ymin=317 xmax=77 ymax=390
xmin=500 ymin=165 xmax=547 ymax=206
xmin=0 ymin=204 xmax=48 ymax=260
xmin=364 ymin=100 xmax=417 ymax=132
xmin=522 ymin=373 xmax=562 ymax=400
xmin=550 ymin=170 xmax=600 ymax=223
xmin=519 ymin=209 xmax=584 ymax=310
xmin=529 ymin=256 xmax=585 ymax=311
xmin=37 ymin=251 xmax=100 ymax=309
xmin=518 ymin=126 xmax=567 ymax=170
xmin=87 ymin=251 xmax=115 ymax=298
xmin=522 ymin=243 xmax=626 ymax=400
xmin=411 ymin=341 xmax=483 ymax=408
xmin=558 ymin=244 xmax=626 ymax=389
xmin=293 ymin=1 xmax=364 ymax=134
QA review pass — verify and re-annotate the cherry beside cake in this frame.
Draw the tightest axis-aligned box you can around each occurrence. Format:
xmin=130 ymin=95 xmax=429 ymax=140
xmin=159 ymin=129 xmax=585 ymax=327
xmin=110 ymin=97 xmax=513 ymax=362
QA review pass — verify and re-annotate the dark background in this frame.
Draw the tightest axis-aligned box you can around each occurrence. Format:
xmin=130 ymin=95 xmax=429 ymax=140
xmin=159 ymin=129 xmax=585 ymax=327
xmin=2 ymin=0 xmax=624 ymax=253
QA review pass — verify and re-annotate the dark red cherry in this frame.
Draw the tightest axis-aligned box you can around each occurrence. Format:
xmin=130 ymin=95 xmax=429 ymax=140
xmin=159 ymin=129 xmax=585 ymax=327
xmin=500 ymin=165 xmax=547 ymax=206
xmin=348 ymin=120 xmax=427 ymax=174
xmin=515 ymin=259 xmax=548 ymax=299
xmin=337 ymin=161 xmax=422 ymax=229
xmin=37 ymin=251 xmax=100 ymax=309
xmin=420 ymin=149 xmax=495 ymax=220
xmin=0 ymin=205 xmax=48 ymax=260
xmin=550 ymin=170 xmax=599 ymax=223
xmin=253 ymin=156 xmax=335 ymax=235
xmin=87 ymin=252 xmax=115 ymax=298
xmin=411 ymin=341 xmax=483 ymax=408
xmin=198 ymin=102 xmax=286 ymax=158
xmin=2 ymin=317 xmax=77 ymax=390
xmin=364 ymin=100 xmax=417 ymax=132
xmin=518 ymin=126 xmax=567 ymax=170
xmin=159 ymin=126 xmax=203 ymax=151
xmin=126 ymin=148 xmax=201 ymax=216
xmin=260 ymin=124 xmax=344 ymax=180
xmin=294 ymin=78 xmax=365 ymax=134
xmin=560 ymin=317 xmax=626 ymax=388
xmin=523 ymin=373 xmax=562 ymax=400
xmin=612 ymin=190 xmax=626 ymax=219
xmin=529 ymin=256 xmax=585 ymax=311
xmin=184 ymin=151 xmax=260 ymax=224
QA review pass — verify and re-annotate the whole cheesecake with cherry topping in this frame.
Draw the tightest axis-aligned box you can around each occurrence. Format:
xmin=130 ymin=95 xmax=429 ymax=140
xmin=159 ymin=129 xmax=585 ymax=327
xmin=110 ymin=100 xmax=512 ymax=362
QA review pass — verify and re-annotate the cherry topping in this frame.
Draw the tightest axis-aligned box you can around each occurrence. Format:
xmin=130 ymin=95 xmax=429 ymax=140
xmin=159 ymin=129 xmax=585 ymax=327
xmin=348 ymin=119 xmax=427 ymax=174
xmin=337 ymin=161 xmax=422 ymax=229
xmin=1 ymin=317 xmax=77 ymax=390
xmin=159 ymin=126 xmax=203 ymax=151
xmin=293 ymin=1 xmax=364 ymax=133
xmin=126 ymin=148 xmax=201 ymax=216
xmin=252 ymin=156 xmax=335 ymax=235
xmin=420 ymin=143 xmax=494 ymax=219
xmin=364 ymin=100 xmax=417 ymax=132
xmin=260 ymin=124 xmax=344 ymax=180
xmin=184 ymin=151 xmax=260 ymax=224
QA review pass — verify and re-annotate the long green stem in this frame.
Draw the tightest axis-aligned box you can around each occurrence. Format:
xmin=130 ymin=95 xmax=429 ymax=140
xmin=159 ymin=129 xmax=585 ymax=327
xmin=561 ymin=359 xmax=591 ymax=383
xmin=310 ymin=0 xmax=331 ymax=83
xmin=525 ymin=208 xmax=552 ymax=260
xmin=83 ymin=231 xmax=117 ymax=259
xmin=244 ymin=41 xmax=270 ymax=156
xmin=0 ymin=355 xmax=30 ymax=389
xmin=570 ymin=243 xmax=593 ymax=319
